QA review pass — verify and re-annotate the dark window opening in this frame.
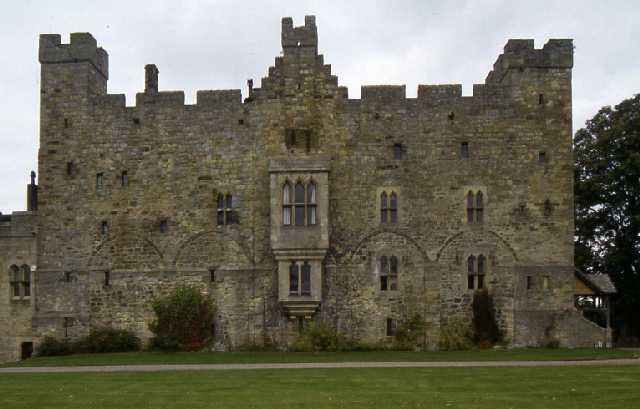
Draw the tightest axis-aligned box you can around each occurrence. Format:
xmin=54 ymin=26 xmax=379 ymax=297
xmin=294 ymin=182 xmax=305 ymax=226
xmin=467 ymin=254 xmax=487 ymax=290
xmin=21 ymin=342 xmax=33 ymax=360
xmin=21 ymin=266 xmax=31 ymax=298
xmin=96 ymin=173 xmax=104 ymax=191
xmin=289 ymin=262 xmax=299 ymax=295
xmin=390 ymin=192 xmax=398 ymax=224
xmin=538 ymin=151 xmax=547 ymax=163
xmin=467 ymin=191 xmax=484 ymax=224
xmin=100 ymin=221 xmax=108 ymax=236
xmin=380 ymin=256 xmax=389 ymax=291
xmin=121 ymin=171 xmax=128 ymax=188
xmin=448 ymin=111 xmax=455 ymax=121
xmin=301 ymin=262 xmax=311 ymax=296
xmin=467 ymin=191 xmax=474 ymax=223
xmin=9 ymin=265 xmax=20 ymax=298
xmin=460 ymin=142 xmax=469 ymax=159
xmin=538 ymin=94 xmax=545 ymax=105
xmin=283 ymin=182 xmax=292 ymax=225
xmin=64 ymin=271 xmax=72 ymax=283
xmin=526 ymin=275 xmax=532 ymax=290
xmin=66 ymin=162 xmax=74 ymax=176
xmin=63 ymin=317 xmax=73 ymax=337
xmin=209 ymin=268 xmax=216 ymax=283
xmin=217 ymin=193 xmax=236 ymax=225
xmin=104 ymin=271 xmax=110 ymax=287
xmin=386 ymin=318 xmax=397 ymax=336
xmin=238 ymin=119 xmax=244 ymax=125
xmin=159 ymin=219 xmax=168 ymax=233
xmin=64 ymin=118 xmax=70 ymax=128
xmin=380 ymin=192 xmax=388 ymax=224
xmin=389 ymin=256 xmax=398 ymax=290
xmin=468 ymin=274 xmax=475 ymax=290
xmin=393 ymin=143 xmax=403 ymax=160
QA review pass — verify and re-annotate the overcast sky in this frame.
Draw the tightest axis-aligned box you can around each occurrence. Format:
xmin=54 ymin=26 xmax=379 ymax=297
xmin=1 ymin=0 xmax=638 ymax=213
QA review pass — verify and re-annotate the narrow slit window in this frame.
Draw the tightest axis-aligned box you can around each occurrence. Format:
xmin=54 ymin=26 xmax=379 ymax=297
xmin=294 ymin=182 xmax=305 ymax=226
xmin=289 ymin=262 xmax=299 ymax=295
xmin=301 ymin=262 xmax=311 ymax=296
xmin=66 ymin=162 xmax=74 ymax=176
xmin=476 ymin=191 xmax=484 ymax=224
xmin=225 ymin=194 xmax=234 ymax=224
xmin=96 ymin=173 xmax=104 ymax=191
xmin=121 ymin=171 xmax=128 ymax=188
xmin=209 ymin=268 xmax=216 ymax=283
xmin=283 ymin=182 xmax=292 ymax=225
xmin=380 ymin=192 xmax=388 ymax=224
xmin=538 ymin=151 xmax=547 ymax=163
xmin=389 ymin=256 xmax=398 ymax=291
xmin=159 ymin=219 xmax=168 ymax=233
xmin=460 ymin=142 xmax=469 ymax=159
xmin=9 ymin=265 xmax=20 ymax=298
xmin=380 ymin=256 xmax=389 ymax=291
xmin=538 ymin=93 xmax=545 ymax=105
xmin=467 ymin=191 xmax=474 ymax=223
xmin=477 ymin=255 xmax=485 ymax=290
xmin=307 ymin=182 xmax=317 ymax=226
xmin=393 ymin=143 xmax=403 ymax=160
xmin=217 ymin=193 xmax=225 ymax=226
xmin=467 ymin=255 xmax=476 ymax=290
xmin=21 ymin=266 xmax=31 ymax=298
xmin=526 ymin=275 xmax=532 ymax=290
xmin=104 ymin=271 xmax=110 ymax=287
xmin=100 ymin=221 xmax=108 ymax=236
xmin=389 ymin=192 xmax=398 ymax=224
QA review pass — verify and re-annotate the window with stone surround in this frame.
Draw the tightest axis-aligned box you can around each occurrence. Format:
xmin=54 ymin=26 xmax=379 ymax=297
xmin=466 ymin=190 xmax=484 ymax=224
xmin=289 ymin=260 xmax=312 ymax=296
xmin=380 ymin=256 xmax=398 ymax=291
xmin=9 ymin=264 xmax=20 ymax=298
xmin=10 ymin=264 xmax=31 ymax=300
xmin=380 ymin=190 xmax=398 ymax=224
xmin=393 ymin=143 xmax=403 ymax=160
xmin=217 ymin=193 xmax=236 ymax=225
xmin=96 ymin=173 xmax=104 ymax=191
xmin=386 ymin=318 xmax=397 ymax=336
xmin=467 ymin=254 xmax=486 ymax=290
xmin=283 ymin=180 xmax=317 ymax=226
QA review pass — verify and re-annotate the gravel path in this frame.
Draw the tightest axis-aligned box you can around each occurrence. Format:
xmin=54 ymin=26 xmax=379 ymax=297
xmin=1 ymin=358 xmax=639 ymax=374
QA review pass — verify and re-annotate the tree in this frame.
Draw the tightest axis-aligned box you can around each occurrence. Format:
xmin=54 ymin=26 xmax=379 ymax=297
xmin=149 ymin=286 xmax=216 ymax=351
xmin=574 ymin=94 xmax=640 ymax=342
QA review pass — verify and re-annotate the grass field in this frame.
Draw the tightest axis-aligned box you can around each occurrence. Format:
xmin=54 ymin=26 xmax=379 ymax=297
xmin=2 ymin=348 xmax=636 ymax=368
xmin=1 ymin=365 xmax=639 ymax=408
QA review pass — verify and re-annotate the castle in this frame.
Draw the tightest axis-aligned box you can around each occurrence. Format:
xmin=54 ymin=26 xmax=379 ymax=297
xmin=0 ymin=16 xmax=615 ymax=361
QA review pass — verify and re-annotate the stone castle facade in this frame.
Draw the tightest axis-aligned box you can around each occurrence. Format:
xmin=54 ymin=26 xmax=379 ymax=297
xmin=1 ymin=16 xmax=614 ymax=361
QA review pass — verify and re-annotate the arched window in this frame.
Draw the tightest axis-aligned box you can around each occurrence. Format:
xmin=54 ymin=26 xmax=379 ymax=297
xmin=390 ymin=192 xmax=398 ymax=224
xmin=301 ymin=262 xmax=311 ymax=296
xmin=380 ymin=256 xmax=389 ymax=290
xmin=380 ymin=192 xmax=388 ymax=224
xmin=307 ymin=182 xmax=317 ymax=226
xmin=467 ymin=191 xmax=474 ymax=223
xmin=289 ymin=262 xmax=299 ymax=295
xmin=466 ymin=190 xmax=484 ymax=224
xmin=294 ymin=182 xmax=305 ymax=226
xmin=389 ymin=256 xmax=398 ymax=290
xmin=476 ymin=191 xmax=484 ymax=223
xmin=283 ymin=182 xmax=292 ymax=225
xmin=467 ymin=254 xmax=486 ymax=290
xmin=9 ymin=265 xmax=20 ymax=298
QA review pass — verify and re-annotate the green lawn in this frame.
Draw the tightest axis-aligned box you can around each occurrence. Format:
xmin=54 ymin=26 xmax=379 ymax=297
xmin=1 ymin=366 xmax=639 ymax=408
xmin=3 ymin=348 xmax=637 ymax=367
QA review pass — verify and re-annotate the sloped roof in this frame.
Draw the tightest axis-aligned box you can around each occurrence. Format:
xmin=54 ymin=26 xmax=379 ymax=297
xmin=576 ymin=271 xmax=617 ymax=294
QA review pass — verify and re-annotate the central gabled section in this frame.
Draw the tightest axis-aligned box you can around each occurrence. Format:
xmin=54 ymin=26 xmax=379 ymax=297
xmin=269 ymin=158 xmax=330 ymax=319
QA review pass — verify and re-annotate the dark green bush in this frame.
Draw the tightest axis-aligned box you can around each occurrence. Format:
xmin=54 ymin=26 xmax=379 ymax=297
xmin=394 ymin=314 xmax=425 ymax=350
xmin=36 ymin=336 xmax=73 ymax=356
xmin=439 ymin=319 xmax=474 ymax=351
xmin=149 ymin=286 xmax=216 ymax=351
xmin=472 ymin=289 xmax=502 ymax=347
xmin=76 ymin=327 xmax=141 ymax=353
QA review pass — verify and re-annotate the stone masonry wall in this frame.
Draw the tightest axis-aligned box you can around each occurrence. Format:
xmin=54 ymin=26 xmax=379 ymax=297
xmin=0 ymin=17 xmax=611 ymax=358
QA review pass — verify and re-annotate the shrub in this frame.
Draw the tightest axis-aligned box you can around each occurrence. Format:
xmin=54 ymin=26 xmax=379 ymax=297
xmin=76 ymin=327 xmax=141 ymax=353
xmin=472 ymin=289 xmax=502 ymax=347
xmin=149 ymin=286 xmax=216 ymax=351
xmin=439 ymin=319 xmax=473 ymax=351
xmin=291 ymin=321 xmax=346 ymax=352
xmin=394 ymin=314 xmax=425 ymax=350
xmin=36 ymin=336 xmax=73 ymax=357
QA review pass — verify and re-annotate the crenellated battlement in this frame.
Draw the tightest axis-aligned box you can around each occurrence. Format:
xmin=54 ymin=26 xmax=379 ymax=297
xmin=281 ymin=15 xmax=318 ymax=55
xmin=39 ymin=33 xmax=109 ymax=79
xmin=486 ymin=39 xmax=573 ymax=83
